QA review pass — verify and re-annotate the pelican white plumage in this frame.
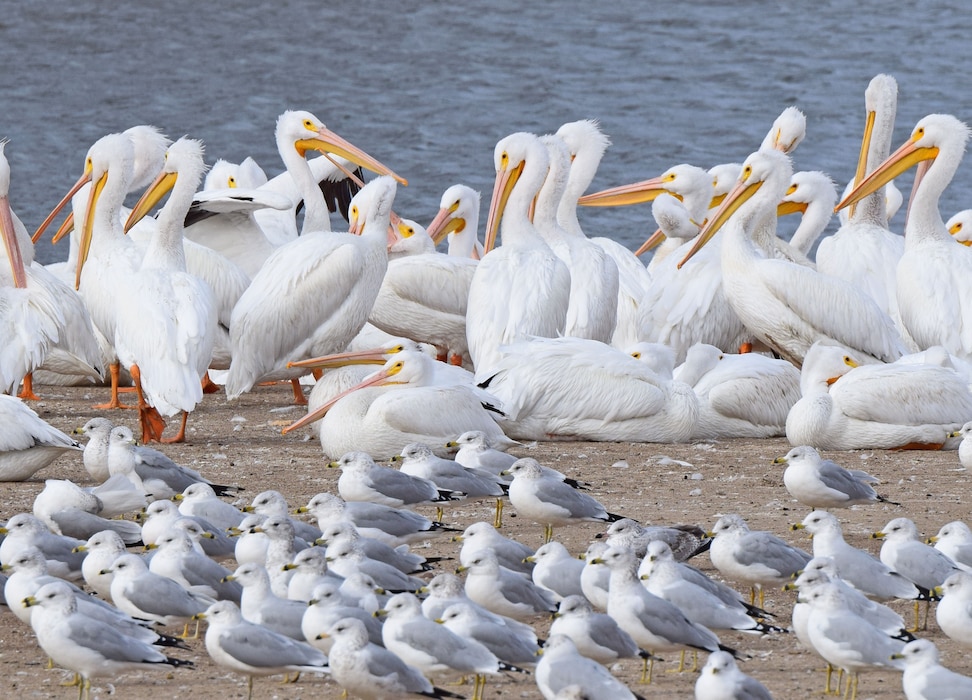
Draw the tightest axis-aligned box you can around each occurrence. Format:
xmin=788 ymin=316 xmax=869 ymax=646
xmin=283 ymin=350 xmax=512 ymax=460
xmin=481 ymin=336 xmax=698 ymax=442
xmin=778 ymin=170 xmax=837 ymax=256
xmin=818 ymin=75 xmax=906 ymax=334
xmin=678 ymin=148 xmax=905 ymax=367
xmin=785 ymin=342 xmax=972 ymax=450
xmin=947 ymin=209 xmax=972 ymax=245
xmin=224 ymin=122 xmax=405 ymax=402
xmin=673 ymin=343 xmax=801 ymax=439
xmin=115 ymin=137 xmax=218 ymax=442
xmin=534 ymin=134 xmax=618 ymax=344
xmin=466 ymin=132 xmax=570 ymax=376
xmin=0 ymin=395 xmax=82 ymax=481
xmin=836 ymin=113 xmax=972 ymax=360
xmin=426 ymin=184 xmax=483 ymax=258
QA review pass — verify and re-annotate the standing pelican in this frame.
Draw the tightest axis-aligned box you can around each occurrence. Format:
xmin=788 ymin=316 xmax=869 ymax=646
xmin=778 ymin=171 xmax=837 ymax=256
xmin=118 ymin=137 xmax=218 ymax=442
xmin=817 ymin=75 xmax=906 ymax=334
xmin=678 ymin=148 xmax=904 ymax=367
xmin=836 ymin=114 xmax=972 ymax=359
xmin=466 ymin=132 xmax=570 ymax=376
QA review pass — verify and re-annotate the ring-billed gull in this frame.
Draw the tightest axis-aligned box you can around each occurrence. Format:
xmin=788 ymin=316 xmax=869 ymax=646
xmin=172 ymin=516 xmax=237 ymax=560
xmin=302 ymin=582 xmax=384 ymax=654
xmin=325 ymin=537 xmax=425 ymax=592
xmin=283 ymin=547 xmax=342 ymax=602
xmin=447 ymin=430 xmax=517 ymax=477
xmin=775 ymin=445 xmax=895 ymax=509
xmin=174 ymin=482 xmax=245 ymax=530
xmin=891 ymin=638 xmax=972 ymax=700
xmin=709 ymin=514 xmax=810 ymax=606
xmin=535 ymin=633 xmax=641 ymax=700
xmin=252 ymin=514 xmax=302 ymax=596
xmin=321 ymin=617 xmax=463 ymax=700
xmin=0 ymin=395 xmax=82 ymax=482
xmin=793 ymin=510 xmax=928 ymax=602
xmin=596 ymin=517 xmax=710 ymax=561
xmin=0 ymin=513 xmax=86 ymax=581
xmin=298 ymin=492 xmax=459 ymax=546
xmin=504 ymin=457 xmax=622 ymax=543
xmin=196 ymin=600 xmax=328 ymax=700
xmin=526 ymin=541 xmax=585 ymax=601
xmin=242 ymin=489 xmax=320 ymax=542
xmin=24 ymin=580 xmax=193 ymax=700
xmin=454 ymin=521 xmax=534 ymax=574
xmin=330 ymin=451 xmax=462 ymax=509
xmin=579 ymin=541 xmax=611 ymax=610
xmin=379 ymin=592 xmax=520 ymax=700
xmin=928 ymin=521 xmax=972 ymax=572
xmin=148 ymin=529 xmax=241 ymax=603
xmin=934 ymin=571 xmax=972 ymax=647
xmin=950 ymin=421 xmax=972 ymax=470
xmin=437 ymin=602 xmax=540 ymax=666
xmin=694 ymin=650 xmax=773 ymax=700
xmin=32 ymin=478 xmax=144 ymax=543
xmin=106 ymin=553 xmax=213 ymax=631
xmin=229 ymin=514 xmax=270 ymax=566
xmin=75 ymin=529 xmax=129 ymax=600
xmin=224 ymin=562 xmax=306 ymax=640
xmin=317 ymin=520 xmax=432 ymax=574
xmin=593 ymin=546 xmax=734 ymax=680
xmin=456 ymin=548 xmax=557 ymax=621
xmin=549 ymin=595 xmax=650 ymax=666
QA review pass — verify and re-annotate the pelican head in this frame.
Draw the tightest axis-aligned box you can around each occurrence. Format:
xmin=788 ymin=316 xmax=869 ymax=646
xmin=125 ymin=137 xmax=207 ymax=232
xmin=483 ymin=132 xmax=548 ymax=254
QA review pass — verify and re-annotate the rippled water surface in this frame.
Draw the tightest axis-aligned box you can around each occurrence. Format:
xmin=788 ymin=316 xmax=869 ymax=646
xmin=2 ymin=1 xmax=969 ymax=264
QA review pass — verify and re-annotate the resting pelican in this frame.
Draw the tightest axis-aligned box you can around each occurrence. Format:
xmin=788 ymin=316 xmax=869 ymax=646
xmin=0 ymin=395 xmax=82 ymax=481
xmin=466 ymin=132 xmax=570 ymax=376
xmin=556 ymin=119 xmax=651 ymax=350
xmin=817 ymin=75 xmax=905 ymax=333
xmin=425 ymin=184 xmax=483 ymax=258
xmin=836 ymin=114 xmax=972 ymax=359
xmin=673 ymin=343 xmax=801 ymax=439
xmin=225 ymin=169 xmax=403 ymax=402
xmin=117 ymin=137 xmax=218 ymax=442
xmin=678 ymin=148 xmax=905 ymax=367
xmin=946 ymin=209 xmax=972 ymax=245
xmin=777 ymin=171 xmax=837 ymax=256
xmin=480 ymin=336 xmax=699 ymax=442
xmin=786 ymin=342 xmax=972 ymax=450
xmin=282 ymin=350 xmax=512 ymax=460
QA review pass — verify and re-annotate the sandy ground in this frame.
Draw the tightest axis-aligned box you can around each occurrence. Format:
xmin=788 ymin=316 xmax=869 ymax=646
xmin=1 ymin=382 xmax=970 ymax=699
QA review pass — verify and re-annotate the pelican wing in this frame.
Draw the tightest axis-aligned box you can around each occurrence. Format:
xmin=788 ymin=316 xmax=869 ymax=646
xmin=832 ymin=363 xmax=972 ymax=425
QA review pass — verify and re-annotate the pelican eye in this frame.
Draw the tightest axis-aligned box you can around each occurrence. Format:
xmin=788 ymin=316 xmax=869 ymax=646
xmin=664 ymin=173 xmax=677 ymax=182
xmin=786 ymin=184 xmax=798 ymax=196
xmin=227 ymin=176 xmax=237 ymax=187
xmin=303 ymin=118 xmax=316 ymax=130
xmin=500 ymin=152 xmax=509 ymax=168
xmin=742 ymin=165 xmax=753 ymax=181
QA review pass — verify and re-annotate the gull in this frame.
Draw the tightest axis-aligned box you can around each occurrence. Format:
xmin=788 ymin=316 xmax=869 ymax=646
xmin=140 ymin=501 xmax=234 ymax=560
xmin=708 ymin=514 xmax=811 ymax=606
xmin=892 ymin=638 xmax=972 ymax=700
xmin=526 ymin=541 xmax=585 ymax=601
xmin=330 ymin=451 xmax=461 ymax=509
xmin=230 ymin=514 xmax=270 ymax=566
xmin=254 ymin=514 xmax=303 ymax=596
xmin=457 ymin=548 xmax=557 ymax=621
xmin=793 ymin=510 xmax=928 ymax=602
xmin=419 ymin=572 xmax=482 ymax=620
xmin=174 ymin=482 xmax=245 ymax=530
xmin=325 ymin=537 xmax=425 ymax=592
xmin=597 ymin=517 xmax=710 ymax=561
xmin=302 ymin=583 xmax=384 ymax=654
xmin=242 ymin=489 xmax=320 ymax=542
xmin=454 ymin=521 xmax=534 ymax=575
xmin=694 ymin=651 xmax=773 ymax=700
xmin=0 ymin=513 xmax=85 ymax=580
xmin=31 ymin=478 xmax=143 ymax=543
xmin=535 ymin=634 xmax=641 ymax=700
xmin=549 ymin=594 xmax=649 ymax=666
xmin=339 ymin=571 xmax=388 ymax=614
xmin=929 ymin=521 xmax=972 ymax=572
xmin=283 ymin=547 xmax=342 ymax=602
xmin=594 ymin=546 xmax=732 ymax=680
xmin=24 ymin=581 xmax=193 ymax=700
xmin=321 ymin=617 xmax=463 ymax=700
xmin=73 ymin=417 xmax=116 ymax=482
xmin=934 ymin=571 xmax=972 ymax=647
xmin=196 ymin=600 xmax=328 ymax=700
xmin=437 ymin=602 xmax=540 ymax=666
xmin=951 ymin=421 xmax=972 ymax=470
xmin=505 ymin=457 xmax=622 ymax=543
xmin=579 ymin=541 xmax=611 ymax=610
xmin=803 ymin=582 xmax=905 ymax=700
xmin=317 ymin=520 xmax=433 ymax=575
xmin=75 ymin=529 xmax=129 ymax=600
xmin=225 ymin=562 xmax=306 ymax=640
xmin=448 ymin=429 xmax=517 ymax=477
xmin=171 ymin=515 xmax=237 ymax=560
xmin=298 ymin=491 xmax=459 ymax=547
xmin=379 ymin=592 xmax=513 ymax=700
xmin=0 ymin=395 xmax=83 ymax=482
xmin=775 ymin=445 xmax=895 ymax=509
xmin=106 ymin=553 xmax=213 ymax=630
xmin=148 ymin=529 xmax=241 ymax=603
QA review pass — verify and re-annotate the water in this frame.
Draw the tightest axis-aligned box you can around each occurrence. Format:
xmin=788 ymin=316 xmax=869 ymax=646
xmin=1 ymin=0 xmax=970 ymax=265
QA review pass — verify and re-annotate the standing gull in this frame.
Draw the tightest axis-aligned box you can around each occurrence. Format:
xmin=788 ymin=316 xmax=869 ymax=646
xmin=775 ymin=445 xmax=894 ymax=509
xmin=535 ymin=634 xmax=642 ymax=700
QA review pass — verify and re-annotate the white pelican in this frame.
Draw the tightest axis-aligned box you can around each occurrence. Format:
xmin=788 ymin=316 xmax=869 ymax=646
xmin=534 ymin=134 xmax=618 ymax=344
xmin=817 ymin=75 xmax=906 ymax=333
xmin=0 ymin=395 xmax=82 ymax=481
xmin=678 ymin=148 xmax=905 ymax=367
xmin=386 ymin=218 xmax=435 ymax=259
xmin=777 ymin=171 xmax=837 ymax=256
xmin=557 ymin=119 xmax=652 ymax=349
xmin=946 ymin=209 xmax=972 ymax=245
xmin=425 ymin=184 xmax=483 ymax=258
xmin=282 ymin=350 xmax=513 ymax=460
xmin=673 ymin=343 xmax=801 ymax=439
xmin=224 ymin=120 xmax=406 ymax=402
xmin=116 ymin=137 xmax=218 ymax=443
xmin=836 ymin=114 xmax=972 ymax=360
xmin=466 ymin=132 xmax=570 ymax=376
xmin=785 ymin=342 xmax=972 ymax=450
xmin=759 ymin=106 xmax=807 ymax=154
xmin=480 ymin=336 xmax=698 ymax=442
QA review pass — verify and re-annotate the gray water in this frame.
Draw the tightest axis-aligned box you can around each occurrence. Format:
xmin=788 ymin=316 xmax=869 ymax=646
xmin=2 ymin=0 xmax=970 ymax=265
